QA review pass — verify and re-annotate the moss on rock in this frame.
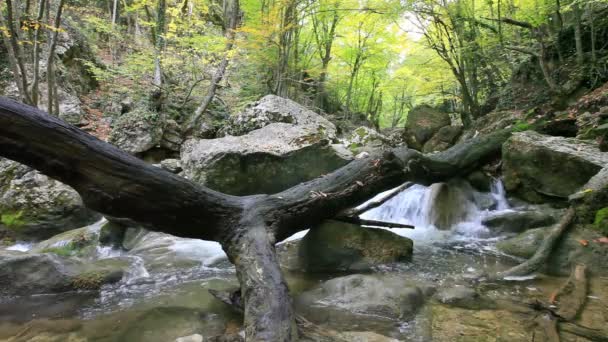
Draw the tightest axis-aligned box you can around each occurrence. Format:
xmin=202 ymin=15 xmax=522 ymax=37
xmin=594 ymin=207 xmax=608 ymax=236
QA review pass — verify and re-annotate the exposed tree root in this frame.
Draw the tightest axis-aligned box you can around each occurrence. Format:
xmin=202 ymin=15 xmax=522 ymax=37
xmin=553 ymin=264 xmax=588 ymax=321
xmin=496 ymin=207 xmax=576 ymax=279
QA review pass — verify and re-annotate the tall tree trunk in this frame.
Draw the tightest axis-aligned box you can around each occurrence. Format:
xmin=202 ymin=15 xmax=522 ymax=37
xmin=184 ymin=0 xmax=240 ymax=135
xmin=46 ymin=0 xmax=66 ymax=116
xmin=0 ymin=16 xmax=26 ymax=101
xmin=588 ymin=4 xmax=597 ymax=63
xmin=573 ymin=2 xmax=584 ymax=66
xmin=151 ymin=0 xmax=166 ymax=112
xmin=111 ymin=0 xmax=119 ymax=28
xmin=31 ymin=0 xmax=47 ymax=106
xmin=3 ymin=0 xmax=32 ymax=105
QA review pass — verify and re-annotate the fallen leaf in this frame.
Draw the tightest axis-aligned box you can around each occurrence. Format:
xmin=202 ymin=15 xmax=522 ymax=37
xmin=578 ymin=239 xmax=589 ymax=247
xmin=593 ymin=237 xmax=608 ymax=244
xmin=549 ymin=290 xmax=558 ymax=304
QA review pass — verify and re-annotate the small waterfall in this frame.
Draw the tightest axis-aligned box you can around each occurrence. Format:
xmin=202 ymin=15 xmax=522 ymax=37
xmin=5 ymin=242 xmax=33 ymax=252
xmin=362 ymin=179 xmax=511 ymax=242
xmin=490 ymin=178 xmax=510 ymax=211
xmin=361 ymin=184 xmax=432 ymax=227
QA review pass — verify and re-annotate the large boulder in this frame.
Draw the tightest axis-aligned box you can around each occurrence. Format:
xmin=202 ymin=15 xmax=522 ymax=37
xmin=403 ymin=105 xmax=450 ymax=150
xmin=0 ymin=158 xmax=99 ymax=241
xmin=457 ymin=110 xmax=523 ymax=143
xmin=0 ymin=250 xmax=126 ymax=296
xmin=496 ymin=225 xmax=608 ymax=276
xmin=422 ymin=125 xmax=462 ymax=153
xmin=220 ymin=95 xmax=337 ymax=137
xmin=297 ymin=221 xmax=413 ymax=272
xmin=502 ymin=131 xmax=608 ymax=203
xmin=181 ymin=97 xmax=351 ymax=195
xmin=426 ymin=182 xmax=471 ymax=230
xmin=481 ymin=208 xmax=558 ymax=234
xmin=295 ymin=274 xmax=431 ymax=330
xmin=109 ymin=107 xmax=164 ymax=154
xmin=346 ymin=126 xmax=392 ymax=153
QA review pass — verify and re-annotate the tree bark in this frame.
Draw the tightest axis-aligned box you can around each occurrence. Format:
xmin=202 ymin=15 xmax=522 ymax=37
xmin=0 ymin=96 xmax=512 ymax=341
xmin=46 ymin=0 xmax=65 ymax=116
xmin=573 ymin=3 xmax=584 ymax=66
xmin=31 ymin=0 xmax=46 ymax=106
xmin=2 ymin=0 xmax=32 ymax=104
xmin=184 ymin=0 xmax=240 ymax=135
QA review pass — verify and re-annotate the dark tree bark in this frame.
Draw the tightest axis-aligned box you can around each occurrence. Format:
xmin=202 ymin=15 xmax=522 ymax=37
xmin=0 ymin=96 xmax=511 ymax=341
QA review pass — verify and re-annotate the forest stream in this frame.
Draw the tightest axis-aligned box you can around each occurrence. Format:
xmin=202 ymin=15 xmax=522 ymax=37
xmin=1 ymin=180 xmax=606 ymax=341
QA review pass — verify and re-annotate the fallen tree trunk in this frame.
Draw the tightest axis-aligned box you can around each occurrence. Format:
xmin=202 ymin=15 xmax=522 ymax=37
xmin=0 ymin=96 xmax=511 ymax=341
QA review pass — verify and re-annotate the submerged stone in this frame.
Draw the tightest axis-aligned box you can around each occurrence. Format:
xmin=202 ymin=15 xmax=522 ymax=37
xmin=295 ymin=274 xmax=429 ymax=325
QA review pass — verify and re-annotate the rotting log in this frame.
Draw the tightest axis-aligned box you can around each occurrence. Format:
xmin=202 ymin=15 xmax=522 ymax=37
xmin=0 ymin=97 xmax=511 ymax=341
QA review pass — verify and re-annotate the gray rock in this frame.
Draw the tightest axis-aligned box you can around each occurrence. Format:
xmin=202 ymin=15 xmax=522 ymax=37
xmin=175 ymin=334 xmax=204 ymax=342
xmin=346 ymin=126 xmax=392 ymax=153
xmin=496 ymin=225 xmax=608 ymax=276
xmin=426 ymin=182 xmax=470 ymax=230
xmin=181 ymin=123 xmax=351 ymax=195
xmin=0 ymin=158 xmax=99 ymax=240
xmin=482 ymin=209 xmax=558 ymax=233
xmin=298 ymin=221 xmax=413 ymax=272
xmin=160 ymin=159 xmax=183 ymax=173
xmin=403 ymin=105 xmax=450 ymax=150
xmin=296 ymin=274 xmax=428 ymax=322
xmin=161 ymin=120 xmax=183 ymax=152
xmin=458 ymin=110 xmax=523 ymax=143
xmin=435 ymin=286 xmax=490 ymax=309
xmin=422 ymin=125 xmax=462 ymax=153
xmin=220 ymin=95 xmax=336 ymax=137
xmin=0 ymin=250 xmax=126 ymax=296
xmin=502 ymin=131 xmax=608 ymax=203
xmin=109 ymin=108 xmax=164 ymax=154
xmin=114 ymin=307 xmax=225 ymax=342
xmin=339 ymin=331 xmax=399 ymax=342
xmin=467 ymin=171 xmax=493 ymax=192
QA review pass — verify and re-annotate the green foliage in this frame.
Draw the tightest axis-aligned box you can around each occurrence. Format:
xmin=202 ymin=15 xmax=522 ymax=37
xmin=512 ymin=120 xmax=532 ymax=132
xmin=1 ymin=211 xmax=25 ymax=230
xmin=41 ymin=245 xmax=76 ymax=257
xmin=594 ymin=207 xmax=608 ymax=236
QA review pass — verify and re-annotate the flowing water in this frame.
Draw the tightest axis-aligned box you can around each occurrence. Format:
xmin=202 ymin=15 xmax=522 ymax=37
xmin=1 ymin=180 xmax=606 ymax=341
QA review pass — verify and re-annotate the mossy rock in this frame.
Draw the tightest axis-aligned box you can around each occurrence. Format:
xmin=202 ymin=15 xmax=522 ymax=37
xmin=298 ymin=220 xmax=413 ymax=272
xmin=33 ymin=226 xmax=100 ymax=258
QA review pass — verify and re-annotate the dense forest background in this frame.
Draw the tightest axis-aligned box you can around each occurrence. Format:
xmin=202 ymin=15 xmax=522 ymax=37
xmin=2 ymin=0 xmax=608 ymax=134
